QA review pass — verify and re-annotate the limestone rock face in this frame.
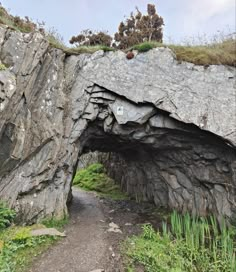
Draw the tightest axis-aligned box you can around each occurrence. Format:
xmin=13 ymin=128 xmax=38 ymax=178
xmin=0 ymin=26 xmax=235 ymax=223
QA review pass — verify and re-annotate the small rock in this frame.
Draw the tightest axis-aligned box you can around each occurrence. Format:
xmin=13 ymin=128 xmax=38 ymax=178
xmin=108 ymin=228 xmax=122 ymax=233
xmin=108 ymin=209 xmax=115 ymax=213
xmin=125 ymin=223 xmax=132 ymax=226
xmin=108 ymin=222 xmax=122 ymax=233
xmin=109 ymin=222 xmax=119 ymax=229
xmin=30 ymin=228 xmax=66 ymax=237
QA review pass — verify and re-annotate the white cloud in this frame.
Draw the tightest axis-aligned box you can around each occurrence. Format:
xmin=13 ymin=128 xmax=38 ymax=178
xmin=189 ymin=0 xmax=235 ymax=19
xmin=180 ymin=0 xmax=235 ymax=34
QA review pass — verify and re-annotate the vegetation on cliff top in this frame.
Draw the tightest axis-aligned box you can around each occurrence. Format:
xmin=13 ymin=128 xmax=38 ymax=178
xmin=131 ymin=39 xmax=236 ymax=66
xmin=0 ymin=4 xmax=235 ymax=67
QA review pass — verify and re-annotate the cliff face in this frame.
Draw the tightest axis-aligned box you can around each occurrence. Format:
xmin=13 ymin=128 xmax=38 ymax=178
xmin=0 ymin=26 xmax=235 ymax=223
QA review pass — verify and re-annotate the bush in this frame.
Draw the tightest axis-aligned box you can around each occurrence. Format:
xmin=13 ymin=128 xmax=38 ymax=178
xmin=114 ymin=4 xmax=164 ymax=49
xmin=0 ymin=202 xmax=15 ymax=229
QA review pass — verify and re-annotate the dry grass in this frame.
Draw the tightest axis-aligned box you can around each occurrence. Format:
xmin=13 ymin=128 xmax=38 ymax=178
xmin=0 ymin=6 xmax=37 ymax=33
xmin=131 ymin=39 xmax=236 ymax=66
xmin=48 ymin=39 xmax=115 ymax=55
xmin=171 ymin=39 xmax=236 ymax=66
xmin=60 ymin=39 xmax=235 ymax=66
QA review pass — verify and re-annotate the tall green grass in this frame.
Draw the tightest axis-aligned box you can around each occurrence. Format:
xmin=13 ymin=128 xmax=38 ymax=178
xmin=125 ymin=211 xmax=236 ymax=272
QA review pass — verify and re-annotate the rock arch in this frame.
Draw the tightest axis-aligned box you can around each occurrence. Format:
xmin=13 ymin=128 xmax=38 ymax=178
xmin=0 ymin=27 xmax=235 ymax=223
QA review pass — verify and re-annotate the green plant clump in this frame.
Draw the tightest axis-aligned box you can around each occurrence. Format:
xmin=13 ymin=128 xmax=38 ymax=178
xmin=0 ymin=63 xmax=6 ymax=71
xmin=125 ymin=211 xmax=236 ymax=272
xmin=0 ymin=217 xmax=68 ymax=272
xmin=41 ymin=216 xmax=68 ymax=231
xmin=132 ymin=41 xmax=162 ymax=52
xmin=0 ymin=202 xmax=16 ymax=230
xmin=73 ymin=163 xmax=128 ymax=200
xmin=0 ymin=225 xmax=57 ymax=272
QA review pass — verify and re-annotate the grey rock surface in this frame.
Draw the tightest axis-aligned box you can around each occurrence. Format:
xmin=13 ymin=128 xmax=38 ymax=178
xmin=0 ymin=26 xmax=235 ymax=223
xmin=30 ymin=228 xmax=66 ymax=237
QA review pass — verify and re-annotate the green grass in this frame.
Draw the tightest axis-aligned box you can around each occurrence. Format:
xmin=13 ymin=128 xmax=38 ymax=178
xmin=0 ymin=202 xmax=67 ymax=272
xmin=40 ymin=216 xmax=69 ymax=231
xmin=124 ymin=211 xmax=236 ymax=272
xmin=130 ymin=39 xmax=236 ymax=66
xmin=0 ymin=201 xmax=16 ymax=229
xmin=0 ymin=225 xmax=58 ymax=272
xmin=61 ymin=45 xmax=114 ymax=56
xmin=73 ymin=163 xmax=128 ymax=200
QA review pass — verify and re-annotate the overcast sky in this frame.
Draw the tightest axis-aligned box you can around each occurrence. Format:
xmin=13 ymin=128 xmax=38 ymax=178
xmin=1 ymin=0 xmax=235 ymax=44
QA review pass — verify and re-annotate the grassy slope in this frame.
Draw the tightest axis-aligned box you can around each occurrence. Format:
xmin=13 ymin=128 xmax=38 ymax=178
xmin=73 ymin=163 xmax=128 ymax=200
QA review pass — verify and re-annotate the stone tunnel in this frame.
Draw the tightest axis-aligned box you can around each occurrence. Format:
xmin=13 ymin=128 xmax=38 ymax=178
xmin=0 ymin=27 xmax=235 ymax=223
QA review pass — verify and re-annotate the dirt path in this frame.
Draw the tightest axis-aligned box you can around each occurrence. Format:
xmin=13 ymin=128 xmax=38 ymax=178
xmin=30 ymin=188 xmax=110 ymax=272
xmin=30 ymin=188 xmax=163 ymax=272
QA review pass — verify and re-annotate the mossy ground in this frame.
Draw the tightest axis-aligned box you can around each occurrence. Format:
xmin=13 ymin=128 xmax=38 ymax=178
xmin=73 ymin=163 xmax=129 ymax=200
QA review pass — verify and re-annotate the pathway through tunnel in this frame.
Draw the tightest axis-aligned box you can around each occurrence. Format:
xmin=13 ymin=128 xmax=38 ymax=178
xmin=29 ymin=179 xmax=163 ymax=272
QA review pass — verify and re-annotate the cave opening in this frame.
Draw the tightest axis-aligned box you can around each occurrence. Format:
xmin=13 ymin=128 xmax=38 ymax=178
xmin=70 ymin=118 xmax=236 ymax=221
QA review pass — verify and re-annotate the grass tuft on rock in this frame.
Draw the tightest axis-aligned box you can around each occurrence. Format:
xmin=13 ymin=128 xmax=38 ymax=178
xmin=73 ymin=163 xmax=128 ymax=200
xmin=40 ymin=217 xmax=68 ymax=231
xmin=130 ymin=39 xmax=236 ymax=66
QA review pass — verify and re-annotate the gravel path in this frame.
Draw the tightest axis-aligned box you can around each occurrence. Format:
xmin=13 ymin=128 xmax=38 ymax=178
xmin=30 ymin=188 xmax=110 ymax=272
xmin=29 ymin=188 xmax=163 ymax=272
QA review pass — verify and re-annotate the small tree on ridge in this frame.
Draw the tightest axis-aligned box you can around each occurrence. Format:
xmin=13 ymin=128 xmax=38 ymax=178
xmin=114 ymin=4 xmax=164 ymax=49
